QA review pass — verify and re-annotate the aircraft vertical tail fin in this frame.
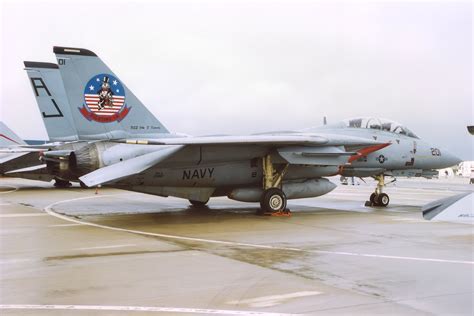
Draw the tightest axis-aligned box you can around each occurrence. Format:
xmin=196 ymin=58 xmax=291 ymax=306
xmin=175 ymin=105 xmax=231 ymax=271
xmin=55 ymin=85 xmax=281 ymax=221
xmin=24 ymin=62 xmax=79 ymax=142
xmin=0 ymin=121 xmax=26 ymax=146
xmin=53 ymin=46 xmax=170 ymax=140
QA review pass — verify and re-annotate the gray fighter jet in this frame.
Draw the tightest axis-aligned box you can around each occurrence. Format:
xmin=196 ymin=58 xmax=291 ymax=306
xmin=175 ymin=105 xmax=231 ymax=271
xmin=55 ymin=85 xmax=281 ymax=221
xmin=0 ymin=121 xmax=58 ymax=183
xmin=0 ymin=121 xmax=38 ymax=174
xmin=18 ymin=46 xmax=461 ymax=214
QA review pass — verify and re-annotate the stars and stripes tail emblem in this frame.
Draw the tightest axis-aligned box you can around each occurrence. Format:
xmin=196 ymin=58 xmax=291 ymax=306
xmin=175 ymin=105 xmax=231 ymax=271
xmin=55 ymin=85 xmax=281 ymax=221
xmin=80 ymin=73 xmax=131 ymax=123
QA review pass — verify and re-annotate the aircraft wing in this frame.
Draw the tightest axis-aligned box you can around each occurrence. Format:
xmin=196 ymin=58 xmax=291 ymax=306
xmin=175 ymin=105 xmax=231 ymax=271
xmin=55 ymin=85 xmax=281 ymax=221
xmin=117 ymin=133 xmax=383 ymax=147
xmin=119 ymin=135 xmax=329 ymax=146
xmin=117 ymin=134 xmax=388 ymax=166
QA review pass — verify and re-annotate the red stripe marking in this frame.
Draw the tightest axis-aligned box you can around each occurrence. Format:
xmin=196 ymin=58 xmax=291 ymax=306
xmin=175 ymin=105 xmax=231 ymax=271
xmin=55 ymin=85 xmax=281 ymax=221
xmin=0 ymin=134 xmax=20 ymax=145
xmin=348 ymin=143 xmax=391 ymax=163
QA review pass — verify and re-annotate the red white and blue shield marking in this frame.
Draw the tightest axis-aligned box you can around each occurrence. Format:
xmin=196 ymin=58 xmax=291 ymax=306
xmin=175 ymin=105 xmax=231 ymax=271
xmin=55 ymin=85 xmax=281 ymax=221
xmin=79 ymin=74 xmax=131 ymax=123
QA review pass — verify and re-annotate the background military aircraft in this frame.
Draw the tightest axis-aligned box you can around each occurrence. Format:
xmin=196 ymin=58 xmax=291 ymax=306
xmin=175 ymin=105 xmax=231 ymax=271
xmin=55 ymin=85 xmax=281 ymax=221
xmin=12 ymin=46 xmax=458 ymax=214
xmin=468 ymin=126 xmax=474 ymax=136
xmin=0 ymin=121 xmax=58 ymax=183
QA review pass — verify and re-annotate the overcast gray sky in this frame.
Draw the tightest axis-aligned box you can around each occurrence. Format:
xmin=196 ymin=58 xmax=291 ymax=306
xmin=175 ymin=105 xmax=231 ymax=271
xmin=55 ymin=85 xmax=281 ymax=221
xmin=1 ymin=0 xmax=472 ymax=159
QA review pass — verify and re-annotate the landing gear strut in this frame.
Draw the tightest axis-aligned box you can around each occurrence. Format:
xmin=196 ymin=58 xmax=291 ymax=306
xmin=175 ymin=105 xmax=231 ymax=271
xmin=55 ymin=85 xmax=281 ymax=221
xmin=258 ymin=155 xmax=290 ymax=216
xmin=365 ymin=174 xmax=390 ymax=207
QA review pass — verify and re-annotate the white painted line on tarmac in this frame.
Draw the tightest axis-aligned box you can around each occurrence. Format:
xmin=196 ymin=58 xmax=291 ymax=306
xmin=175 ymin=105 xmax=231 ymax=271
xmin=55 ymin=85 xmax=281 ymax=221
xmin=0 ymin=304 xmax=295 ymax=315
xmin=391 ymin=217 xmax=430 ymax=223
xmin=48 ymin=223 xmax=83 ymax=227
xmin=74 ymin=244 xmax=136 ymax=251
xmin=228 ymin=291 xmax=321 ymax=308
xmin=44 ymin=195 xmax=474 ymax=266
xmin=0 ymin=258 xmax=37 ymax=265
xmin=308 ymin=250 xmax=474 ymax=265
xmin=0 ymin=213 xmax=48 ymax=218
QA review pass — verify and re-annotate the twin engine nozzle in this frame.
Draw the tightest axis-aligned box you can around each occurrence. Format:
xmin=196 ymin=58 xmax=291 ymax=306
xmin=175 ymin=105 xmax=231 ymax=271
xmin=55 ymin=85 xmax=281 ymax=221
xmin=40 ymin=142 xmax=102 ymax=178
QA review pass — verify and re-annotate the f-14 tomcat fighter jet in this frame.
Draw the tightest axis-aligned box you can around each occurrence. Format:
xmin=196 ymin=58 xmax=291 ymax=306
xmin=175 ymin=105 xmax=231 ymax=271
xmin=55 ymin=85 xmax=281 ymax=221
xmin=0 ymin=122 xmax=43 ymax=175
xmin=24 ymin=46 xmax=460 ymax=214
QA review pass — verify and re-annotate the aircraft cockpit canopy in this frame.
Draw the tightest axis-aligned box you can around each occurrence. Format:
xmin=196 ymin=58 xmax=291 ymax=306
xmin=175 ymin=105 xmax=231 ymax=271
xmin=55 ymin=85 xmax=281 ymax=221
xmin=342 ymin=117 xmax=419 ymax=138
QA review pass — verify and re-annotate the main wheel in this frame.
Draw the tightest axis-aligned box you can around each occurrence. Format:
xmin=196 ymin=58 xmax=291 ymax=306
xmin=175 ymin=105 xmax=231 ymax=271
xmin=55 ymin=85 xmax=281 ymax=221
xmin=54 ymin=178 xmax=72 ymax=188
xmin=376 ymin=193 xmax=389 ymax=207
xmin=189 ymin=199 xmax=209 ymax=207
xmin=369 ymin=193 xmax=378 ymax=205
xmin=260 ymin=188 xmax=287 ymax=213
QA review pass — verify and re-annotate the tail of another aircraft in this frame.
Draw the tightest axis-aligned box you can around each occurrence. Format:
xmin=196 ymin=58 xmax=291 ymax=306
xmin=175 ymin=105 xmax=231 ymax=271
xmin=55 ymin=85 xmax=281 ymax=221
xmin=0 ymin=121 xmax=26 ymax=146
xmin=24 ymin=62 xmax=79 ymax=142
xmin=53 ymin=46 xmax=170 ymax=140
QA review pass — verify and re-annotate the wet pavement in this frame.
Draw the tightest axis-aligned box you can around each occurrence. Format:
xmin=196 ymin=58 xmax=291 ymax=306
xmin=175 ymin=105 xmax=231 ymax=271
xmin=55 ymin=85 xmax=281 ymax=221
xmin=0 ymin=177 xmax=473 ymax=315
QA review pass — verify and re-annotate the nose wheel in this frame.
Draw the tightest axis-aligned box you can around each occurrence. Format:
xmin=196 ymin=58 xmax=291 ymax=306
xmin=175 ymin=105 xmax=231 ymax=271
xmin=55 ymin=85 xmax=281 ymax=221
xmin=366 ymin=175 xmax=390 ymax=207
xmin=369 ymin=192 xmax=390 ymax=207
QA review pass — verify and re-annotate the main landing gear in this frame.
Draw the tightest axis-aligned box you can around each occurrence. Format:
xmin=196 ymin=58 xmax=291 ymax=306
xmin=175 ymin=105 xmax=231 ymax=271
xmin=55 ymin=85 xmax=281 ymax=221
xmin=365 ymin=174 xmax=390 ymax=207
xmin=257 ymin=155 xmax=290 ymax=216
xmin=53 ymin=178 xmax=72 ymax=188
xmin=189 ymin=199 xmax=209 ymax=207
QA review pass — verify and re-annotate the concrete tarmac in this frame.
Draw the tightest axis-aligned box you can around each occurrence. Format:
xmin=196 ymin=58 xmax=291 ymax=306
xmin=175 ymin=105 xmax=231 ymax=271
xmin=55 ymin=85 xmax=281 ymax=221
xmin=0 ymin=177 xmax=473 ymax=315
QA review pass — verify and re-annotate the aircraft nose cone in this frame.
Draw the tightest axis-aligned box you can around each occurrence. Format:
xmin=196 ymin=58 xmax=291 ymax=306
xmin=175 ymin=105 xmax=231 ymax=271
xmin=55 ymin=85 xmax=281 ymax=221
xmin=443 ymin=151 xmax=462 ymax=168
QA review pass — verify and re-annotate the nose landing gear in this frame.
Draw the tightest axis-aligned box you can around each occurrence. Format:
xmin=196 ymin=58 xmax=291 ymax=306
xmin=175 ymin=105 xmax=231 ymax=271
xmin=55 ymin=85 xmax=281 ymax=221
xmin=366 ymin=174 xmax=391 ymax=207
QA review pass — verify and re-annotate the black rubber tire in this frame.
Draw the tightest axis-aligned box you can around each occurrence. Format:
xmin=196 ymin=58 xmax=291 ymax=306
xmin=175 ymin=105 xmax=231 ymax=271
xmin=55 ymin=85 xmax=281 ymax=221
xmin=377 ymin=193 xmax=389 ymax=207
xmin=260 ymin=188 xmax=287 ymax=213
xmin=369 ymin=193 xmax=378 ymax=205
xmin=258 ymin=199 xmax=266 ymax=214
xmin=54 ymin=178 xmax=72 ymax=188
xmin=189 ymin=199 xmax=209 ymax=207
xmin=79 ymin=181 xmax=88 ymax=189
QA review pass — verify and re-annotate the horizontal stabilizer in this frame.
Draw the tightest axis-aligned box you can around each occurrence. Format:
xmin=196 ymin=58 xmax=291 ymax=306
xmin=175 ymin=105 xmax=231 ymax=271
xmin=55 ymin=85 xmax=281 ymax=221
xmin=423 ymin=192 xmax=473 ymax=222
xmin=0 ymin=147 xmax=47 ymax=153
xmin=4 ymin=164 xmax=54 ymax=182
xmin=0 ymin=152 xmax=30 ymax=164
xmin=79 ymin=145 xmax=183 ymax=187
xmin=5 ymin=164 xmax=47 ymax=174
